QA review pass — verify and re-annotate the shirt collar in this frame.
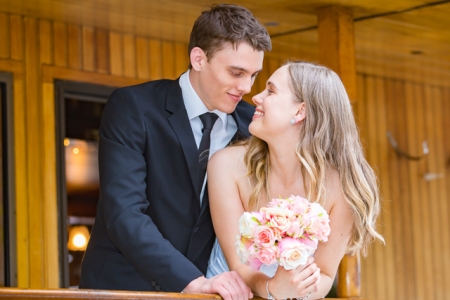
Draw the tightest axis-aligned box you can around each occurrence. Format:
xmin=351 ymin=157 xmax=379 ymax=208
xmin=179 ymin=70 xmax=228 ymax=126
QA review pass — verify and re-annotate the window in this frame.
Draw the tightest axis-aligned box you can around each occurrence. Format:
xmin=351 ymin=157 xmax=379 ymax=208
xmin=55 ymin=81 xmax=114 ymax=287
xmin=0 ymin=72 xmax=16 ymax=287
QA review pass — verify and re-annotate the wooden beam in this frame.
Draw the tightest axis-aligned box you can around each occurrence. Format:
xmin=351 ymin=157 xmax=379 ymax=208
xmin=317 ymin=5 xmax=360 ymax=297
xmin=317 ymin=5 xmax=357 ymax=103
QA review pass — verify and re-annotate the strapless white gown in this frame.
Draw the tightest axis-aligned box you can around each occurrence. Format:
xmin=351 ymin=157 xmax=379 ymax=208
xmin=206 ymin=239 xmax=277 ymax=278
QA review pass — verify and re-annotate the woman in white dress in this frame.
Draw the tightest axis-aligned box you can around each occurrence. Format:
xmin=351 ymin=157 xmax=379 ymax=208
xmin=206 ymin=61 xmax=384 ymax=299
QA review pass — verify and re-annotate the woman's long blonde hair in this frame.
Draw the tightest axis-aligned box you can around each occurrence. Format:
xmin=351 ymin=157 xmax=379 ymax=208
xmin=244 ymin=61 xmax=384 ymax=255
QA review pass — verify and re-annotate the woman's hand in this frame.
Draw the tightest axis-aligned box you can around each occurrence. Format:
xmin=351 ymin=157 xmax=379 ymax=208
xmin=267 ymin=257 xmax=321 ymax=299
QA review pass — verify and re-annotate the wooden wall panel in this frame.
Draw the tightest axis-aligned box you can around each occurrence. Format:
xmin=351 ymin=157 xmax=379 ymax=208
xmin=123 ymin=34 xmax=136 ymax=78
xmin=375 ymin=76 xmax=395 ymax=300
xmin=174 ymin=42 xmax=188 ymax=77
xmin=136 ymin=37 xmax=149 ymax=79
xmin=0 ymin=13 xmax=9 ymax=58
xmin=82 ymin=27 xmax=95 ymax=72
xmin=39 ymin=20 xmax=53 ymax=65
xmin=9 ymin=15 xmax=23 ymax=61
xmin=109 ymin=32 xmax=123 ymax=76
xmin=404 ymin=81 xmax=425 ymax=300
xmin=149 ymin=39 xmax=162 ymax=80
xmin=443 ymin=87 xmax=450 ymax=294
xmin=95 ymin=29 xmax=109 ymax=74
xmin=42 ymin=82 xmax=59 ymax=287
xmin=24 ymin=17 xmax=44 ymax=288
xmin=13 ymin=75 xmax=30 ymax=288
xmin=357 ymin=74 xmax=450 ymax=300
xmin=53 ymin=22 xmax=67 ymax=67
xmin=68 ymin=25 xmax=81 ymax=70
xmin=162 ymin=41 xmax=175 ymax=79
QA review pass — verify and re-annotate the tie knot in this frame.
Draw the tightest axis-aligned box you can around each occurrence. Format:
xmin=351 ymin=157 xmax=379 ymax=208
xmin=199 ymin=113 xmax=219 ymax=131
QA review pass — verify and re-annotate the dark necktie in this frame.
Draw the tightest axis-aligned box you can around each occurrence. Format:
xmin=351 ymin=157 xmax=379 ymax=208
xmin=198 ymin=112 xmax=219 ymax=193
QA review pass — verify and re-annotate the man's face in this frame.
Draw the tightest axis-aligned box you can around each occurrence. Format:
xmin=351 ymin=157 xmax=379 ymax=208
xmin=193 ymin=42 xmax=264 ymax=114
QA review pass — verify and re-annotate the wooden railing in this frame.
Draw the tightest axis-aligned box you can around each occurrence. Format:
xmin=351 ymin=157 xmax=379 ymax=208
xmin=0 ymin=288 xmax=364 ymax=300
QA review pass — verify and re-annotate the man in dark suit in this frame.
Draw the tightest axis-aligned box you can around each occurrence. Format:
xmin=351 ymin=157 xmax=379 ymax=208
xmin=79 ymin=4 xmax=271 ymax=300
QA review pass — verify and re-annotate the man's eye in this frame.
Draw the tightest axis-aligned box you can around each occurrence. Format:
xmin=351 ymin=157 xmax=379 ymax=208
xmin=232 ymin=72 xmax=243 ymax=77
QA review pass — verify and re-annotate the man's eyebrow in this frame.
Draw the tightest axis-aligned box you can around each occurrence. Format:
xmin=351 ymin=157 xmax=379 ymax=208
xmin=230 ymin=66 xmax=263 ymax=74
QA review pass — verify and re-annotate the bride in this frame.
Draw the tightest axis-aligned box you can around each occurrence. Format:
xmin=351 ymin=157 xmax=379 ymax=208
xmin=206 ymin=61 xmax=384 ymax=299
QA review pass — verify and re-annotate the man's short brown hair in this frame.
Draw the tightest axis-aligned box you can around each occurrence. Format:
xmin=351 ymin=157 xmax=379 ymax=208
xmin=188 ymin=4 xmax=272 ymax=68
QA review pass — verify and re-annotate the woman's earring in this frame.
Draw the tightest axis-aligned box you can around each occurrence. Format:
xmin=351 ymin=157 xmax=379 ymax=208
xmin=290 ymin=118 xmax=295 ymax=125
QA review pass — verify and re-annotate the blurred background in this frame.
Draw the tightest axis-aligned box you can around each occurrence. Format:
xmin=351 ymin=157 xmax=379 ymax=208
xmin=0 ymin=1 xmax=448 ymax=299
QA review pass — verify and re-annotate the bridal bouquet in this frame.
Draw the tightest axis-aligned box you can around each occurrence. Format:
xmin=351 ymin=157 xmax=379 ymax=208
xmin=236 ymin=195 xmax=330 ymax=271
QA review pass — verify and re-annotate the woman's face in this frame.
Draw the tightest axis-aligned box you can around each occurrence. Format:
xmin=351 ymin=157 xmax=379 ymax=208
xmin=249 ymin=65 xmax=304 ymax=141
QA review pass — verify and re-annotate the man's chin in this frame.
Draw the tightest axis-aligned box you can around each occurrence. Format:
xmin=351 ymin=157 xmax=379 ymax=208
xmin=221 ymin=104 xmax=239 ymax=114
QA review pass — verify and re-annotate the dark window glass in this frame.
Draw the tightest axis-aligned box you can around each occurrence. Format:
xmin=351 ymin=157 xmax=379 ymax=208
xmin=56 ymin=81 xmax=113 ymax=287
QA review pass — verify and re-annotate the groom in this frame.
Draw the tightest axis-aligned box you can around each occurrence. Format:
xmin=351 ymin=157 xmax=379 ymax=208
xmin=79 ymin=4 xmax=271 ymax=300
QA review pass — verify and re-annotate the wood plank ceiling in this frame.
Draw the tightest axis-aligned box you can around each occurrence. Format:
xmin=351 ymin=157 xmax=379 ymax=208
xmin=1 ymin=0 xmax=449 ymax=87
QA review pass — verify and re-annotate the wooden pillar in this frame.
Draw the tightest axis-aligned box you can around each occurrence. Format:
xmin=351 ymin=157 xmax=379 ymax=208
xmin=317 ymin=5 xmax=357 ymax=103
xmin=317 ymin=5 xmax=361 ymax=297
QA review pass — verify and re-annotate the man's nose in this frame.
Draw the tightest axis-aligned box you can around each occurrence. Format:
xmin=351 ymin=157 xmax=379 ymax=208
xmin=237 ymin=76 xmax=253 ymax=94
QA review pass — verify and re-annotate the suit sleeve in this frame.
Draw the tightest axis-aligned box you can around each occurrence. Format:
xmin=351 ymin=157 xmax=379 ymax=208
xmin=97 ymin=87 xmax=203 ymax=291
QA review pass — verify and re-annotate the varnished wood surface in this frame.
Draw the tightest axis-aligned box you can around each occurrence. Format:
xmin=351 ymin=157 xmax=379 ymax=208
xmin=355 ymin=73 xmax=450 ymax=300
xmin=0 ymin=0 xmax=449 ymax=87
xmin=0 ymin=288 xmax=366 ymax=300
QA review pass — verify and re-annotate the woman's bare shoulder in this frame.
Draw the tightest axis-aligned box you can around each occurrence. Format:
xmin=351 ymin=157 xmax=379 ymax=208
xmin=208 ymin=145 xmax=247 ymax=173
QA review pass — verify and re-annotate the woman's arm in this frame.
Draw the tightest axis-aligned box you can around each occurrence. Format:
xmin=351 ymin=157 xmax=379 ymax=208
xmin=208 ymin=147 xmax=271 ymax=297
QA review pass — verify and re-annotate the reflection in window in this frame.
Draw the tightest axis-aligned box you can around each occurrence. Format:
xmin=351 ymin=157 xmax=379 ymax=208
xmin=56 ymin=81 xmax=112 ymax=287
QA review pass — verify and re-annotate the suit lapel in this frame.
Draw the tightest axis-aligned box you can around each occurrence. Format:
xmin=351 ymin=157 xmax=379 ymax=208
xmin=166 ymin=80 xmax=202 ymax=209
xmin=230 ymin=108 xmax=251 ymax=143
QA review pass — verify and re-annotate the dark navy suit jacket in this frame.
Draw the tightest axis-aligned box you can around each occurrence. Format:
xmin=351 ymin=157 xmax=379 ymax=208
xmin=79 ymin=78 xmax=254 ymax=292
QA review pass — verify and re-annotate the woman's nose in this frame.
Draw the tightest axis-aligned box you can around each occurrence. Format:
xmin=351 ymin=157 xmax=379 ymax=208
xmin=252 ymin=92 xmax=263 ymax=105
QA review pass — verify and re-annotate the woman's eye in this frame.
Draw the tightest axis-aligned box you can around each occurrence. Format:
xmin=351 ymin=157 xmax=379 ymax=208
xmin=267 ymin=89 xmax=274 ymax=94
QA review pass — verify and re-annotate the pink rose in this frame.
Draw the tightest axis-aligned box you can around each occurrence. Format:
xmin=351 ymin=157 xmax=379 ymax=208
xmin=258 ymin=245 xmax=279 ymax=265
xmin=286 ymin=220 xmax=304 ymax=238
xmin=290 ymin=196 xmax=310 ymax=215
xmin=248 ymin=256 xmax=263 ymax=270
xmin=278 ymin=237 xmax=310 ymax=270
xmin=268 ymin=198 xmax=292 ymax=210
xmin=254 ymin=225 xmax=277 ymax=247
xmin=261 ymin=207 xmax=294 ymax=233
xmin=299 ymin=237 xmax=318 ymax=255
xmin=306 ymin=203 xmax=331 ymax=242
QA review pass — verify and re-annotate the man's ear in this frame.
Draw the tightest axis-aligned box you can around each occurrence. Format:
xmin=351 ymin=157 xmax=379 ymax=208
xmin=294 ymin=103 xmax=306 ymax=123
xmin=190 ymin=47 xmax=206 ymax=71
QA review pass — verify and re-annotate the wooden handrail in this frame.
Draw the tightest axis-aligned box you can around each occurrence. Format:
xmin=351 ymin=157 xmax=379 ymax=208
xmin=0 ymin=288 xmax=221 ymax=299
xmin=0 ymin=288 xmax=363 ymax=300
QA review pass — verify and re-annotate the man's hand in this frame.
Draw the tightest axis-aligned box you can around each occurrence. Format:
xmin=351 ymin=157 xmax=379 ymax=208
xmin=183 ymin=272 xmax=253 ymax=300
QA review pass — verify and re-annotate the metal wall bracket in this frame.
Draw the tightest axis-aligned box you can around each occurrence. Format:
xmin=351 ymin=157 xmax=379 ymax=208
xmin=386 ymin=131 xmax=429 ymax=161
